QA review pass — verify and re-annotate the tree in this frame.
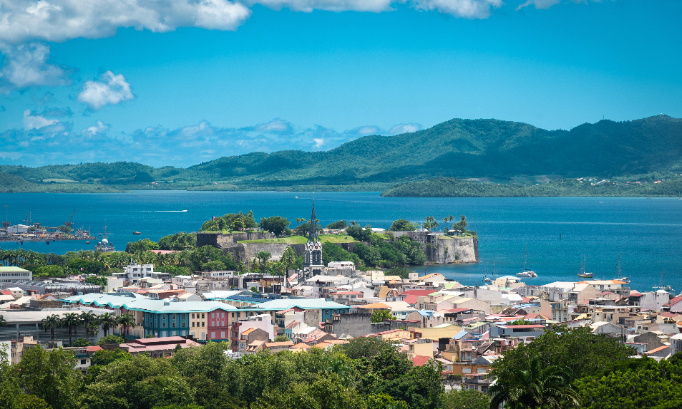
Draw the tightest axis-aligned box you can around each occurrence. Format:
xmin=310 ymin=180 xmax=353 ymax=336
xmin=99 ymin=313 xmax=118 ymax=337
xmin=73 ymin=338 xmax=89 ymax=347
xmin=280 ymin=247 xmax=297 ymax=271
xmin=97 ymin=334 xmax=124 ymax=346
xmin=491 ymin=325 xmax=635 ymax=384
xmin=489 ymin=356 xmax=579 ymax=409
xmin=116 ymin=313 xmax=136 ymax=337
xmin=274 ymin=335 xmax=290 ymax=342
xmin=0 ymin=314 xmax=7 ymax=327
xmin=84 ymin=276 xmax=107 ymax=287
xmin=423 ymin=216 xmax=438 ymax=231
xmin=260 ymin=216 xmax=290 ymax=237
xmin=389 ymin=219 xmax=415 ymax=232
xmin=16 ymin=346 xmax=83 ymax=409
xmin=326 ymin=220 xmax=348 ymax=229
xmin=125 ymin=238 xmax=159 ymax=253
xmin=83 ymin=354 xmax=195 ymax=409
xmin=62 ymin=312 xmax=82 ymax=346
xmin=91 ymin=348 xmax=132 ymax=366
xmin=442 ymin=390 xmax=489 ymax=409
xmin=254 ymin=251 xmax=272 ymax=275
xmin=41 ymin=314 xmax=61 ymax=340
xmin=158 ymin=233 xmax=196 ymax=250
xmin=371 ymin=310 xmax=396 ymax=323
xmin=575 ymin=357 xmax=682 ymax=409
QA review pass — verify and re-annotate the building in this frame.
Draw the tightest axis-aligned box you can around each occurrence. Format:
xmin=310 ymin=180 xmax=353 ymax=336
xmin=0 ymin=267 xmax=32 ymax=283
xmin=302 ymin=199 xmax=323 ymax=278
xmin=119 ymin=336 xmax=200 ymax=358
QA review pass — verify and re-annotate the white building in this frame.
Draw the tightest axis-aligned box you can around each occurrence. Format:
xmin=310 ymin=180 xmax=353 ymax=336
xmin=0 ymin=267 xmax=32 ymax=283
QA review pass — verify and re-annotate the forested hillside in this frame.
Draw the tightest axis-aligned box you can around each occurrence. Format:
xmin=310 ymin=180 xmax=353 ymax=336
xmin=1 ymin=115 xmax=681 ymax=193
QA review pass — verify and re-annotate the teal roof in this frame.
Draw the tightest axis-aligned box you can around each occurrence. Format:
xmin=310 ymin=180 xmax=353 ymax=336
xmin=62 ymin=293 xmax=237 ymax=313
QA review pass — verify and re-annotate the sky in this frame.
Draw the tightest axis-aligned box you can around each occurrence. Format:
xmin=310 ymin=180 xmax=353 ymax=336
xmin=0 ymin=0 xmax=680 ymax=168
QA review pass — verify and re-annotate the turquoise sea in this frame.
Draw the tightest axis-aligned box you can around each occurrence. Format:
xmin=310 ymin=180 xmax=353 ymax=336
xmin=1 ymin=191 xmax=681 ymax=293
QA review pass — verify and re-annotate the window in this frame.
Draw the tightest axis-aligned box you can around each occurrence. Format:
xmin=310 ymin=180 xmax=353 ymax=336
xmin=172 ymin=314 xmax=176 ymax=319
xmin=221 ymin=331 xmax=225 ymax=339
xmin=162 ymin=323 xmax=166 ymax=328
xmin=202 ymin=313 xmax=205 ymax=319
xmin=81 ymin=359 xmax=87 ymax=365
xmin=173 ymin=323 xmax=176 ymax=328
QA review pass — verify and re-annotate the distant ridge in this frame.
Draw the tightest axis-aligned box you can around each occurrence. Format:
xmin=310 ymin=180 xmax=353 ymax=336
xmin=1 ymin=115 xmax=681 ymax=192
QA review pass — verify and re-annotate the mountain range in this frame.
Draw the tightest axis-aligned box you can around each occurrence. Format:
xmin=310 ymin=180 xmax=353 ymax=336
xmin=2 ymin=115 xmax=681 ymax=193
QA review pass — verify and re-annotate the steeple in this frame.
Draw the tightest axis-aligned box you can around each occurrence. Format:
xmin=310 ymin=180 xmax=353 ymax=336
xmin=309 ymin=195 xmax=318 ymax=242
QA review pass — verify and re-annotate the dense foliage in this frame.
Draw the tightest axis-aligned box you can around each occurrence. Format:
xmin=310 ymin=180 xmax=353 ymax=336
xmin=0 ymin=338 xmax=446 ymax=409
xmin=201 ymin=212 xmax=258 ymax=232
xmin=382 ymin=176 xmax=682 ymax=198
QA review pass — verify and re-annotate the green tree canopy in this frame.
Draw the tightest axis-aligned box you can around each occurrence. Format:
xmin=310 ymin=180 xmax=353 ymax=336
xmin=125 ymin=238 xmax=159 ymax=253
xmin=389 ymin=220 xmax=415 ymax=231
xmin=259 ymin=216 xmax=290 ymax=237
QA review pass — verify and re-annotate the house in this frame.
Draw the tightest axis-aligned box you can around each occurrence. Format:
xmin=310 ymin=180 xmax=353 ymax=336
xmin=264 ymin=341 xmax=294 ymax=353
xmin=489 ymin=324 xmax=545 ymax=341
xmin=237 ymin=328 xmax=270 ymax=354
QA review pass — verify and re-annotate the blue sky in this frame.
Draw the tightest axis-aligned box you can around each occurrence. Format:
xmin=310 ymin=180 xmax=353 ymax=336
xmin=0 ymin=0 xmax=680 ymax=167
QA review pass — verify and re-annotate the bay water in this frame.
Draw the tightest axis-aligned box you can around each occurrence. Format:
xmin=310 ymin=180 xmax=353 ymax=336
xmin=1 ymin=191 xmax=680 ymax=293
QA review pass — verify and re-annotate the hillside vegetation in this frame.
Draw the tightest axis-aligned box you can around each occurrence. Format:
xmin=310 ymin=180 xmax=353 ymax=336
xmin=1 ymin=115 xmax=681 ymax=194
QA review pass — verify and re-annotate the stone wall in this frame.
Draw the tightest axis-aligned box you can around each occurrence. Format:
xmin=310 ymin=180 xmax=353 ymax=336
xmin=391 ymin=231 xmax=478 ymax=264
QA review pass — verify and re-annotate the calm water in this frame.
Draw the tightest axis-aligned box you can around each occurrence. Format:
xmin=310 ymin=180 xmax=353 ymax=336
xmin=1 ymin=191 xmax=681 ymax=293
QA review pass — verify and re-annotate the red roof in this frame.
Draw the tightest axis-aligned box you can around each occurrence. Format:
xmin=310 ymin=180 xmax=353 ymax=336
xmin=664 ymin=295 xmax=682 ymax=307
xmin=86 ymin=345 xmax=103 ymax=353
xmin=500 ymin=324 xmax=545 ymax=329
xmin=412 ymin=355 xmax=432 ymax=367
xmin=441 ymin=308 xmax=471 ymax=314
xmin=0 ymin=290 xmax=13 ymax=296
xmin=403 ymin=295 xmax=420 ymax=305
xmin=331 ymin=291 xmax=363 ymax=295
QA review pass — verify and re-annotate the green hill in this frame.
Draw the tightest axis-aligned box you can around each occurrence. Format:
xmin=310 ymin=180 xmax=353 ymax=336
xmin=1 ymin=115 xmax=681 ymax=193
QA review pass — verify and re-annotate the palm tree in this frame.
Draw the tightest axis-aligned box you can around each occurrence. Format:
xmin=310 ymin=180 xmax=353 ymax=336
xmin=489 ymin=356 xmax=580 ymax=409
xmin=79 ymin=311 xmax=98 ymax=339
xmin=99 ymin=312 xmax=117 ymax=337
xmin=41 ymin=314 xmax=61 ymax=340
xmin=116 ymin=313 xmax=136 ymax=338
xmin=62 ymin=313 xmax=82 ymax=346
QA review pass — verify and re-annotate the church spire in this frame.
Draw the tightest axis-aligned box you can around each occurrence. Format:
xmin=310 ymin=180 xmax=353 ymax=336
xmin=309 ymin=195 xmax=318 ymax=242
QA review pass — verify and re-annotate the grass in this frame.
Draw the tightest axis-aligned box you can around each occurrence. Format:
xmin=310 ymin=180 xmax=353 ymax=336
xmin=239 ymin=236 xmax=308 ymax=244
xmin=320 ymin=234 xmax=357 ymax=243
xmin=238 ymin=234 xmax=357 ymax=245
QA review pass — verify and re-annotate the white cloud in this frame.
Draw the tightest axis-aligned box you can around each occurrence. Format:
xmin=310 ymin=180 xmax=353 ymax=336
xmin=517 ymin=0 xmax=561 ymax=10
xmin=256 ymin=118 xmax=292 ymax=132
xmin=0 ymin=0 xmax=251 ymax=44
xmin=412 ymin=0 xmax=503 ymax=18
xmin=82 ymin=120 xmax=109 ymax=137
xmin=313 ymin=138 xmax=325 ymax=148
xmin=23 ymin=109 xmax=58 ymax=130
xmin=389 ymin=123 xmax=421 ymax=135
xmin=247 ymin=0 xmax=392 ymax=12
xmin=0 ymin=43 xmax=67 ymax=91
xmin=78 ymin=71 xmax=134 ymax=110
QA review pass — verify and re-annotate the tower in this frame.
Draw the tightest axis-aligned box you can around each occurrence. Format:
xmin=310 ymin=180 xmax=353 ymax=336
xmin=303 ymin=197 xmax=323 ymax=277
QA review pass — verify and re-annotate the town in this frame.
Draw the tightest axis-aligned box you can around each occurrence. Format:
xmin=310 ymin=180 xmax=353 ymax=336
xmin=1 ymin=204 xmax=681 ymax=408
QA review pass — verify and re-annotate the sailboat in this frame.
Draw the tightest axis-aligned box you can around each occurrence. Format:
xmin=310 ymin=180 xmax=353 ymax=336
xmin=614 ymin=254 xmax=629 ymax=283
xmin=577 ymin=255 xmax=593 ymax=279
xmin=653 ymin=269 xmax=673 ymax=292
xmin=517 ymin=245 xmax=537 ymax=278
xmin=483 ymin=267 xmax=492 ymax=283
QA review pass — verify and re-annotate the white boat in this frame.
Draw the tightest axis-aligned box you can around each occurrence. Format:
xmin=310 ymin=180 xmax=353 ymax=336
xmin=517 ymin=245 xmax=537 ymax=278
xmin=577 ymin=255 xmax=593 ymax=278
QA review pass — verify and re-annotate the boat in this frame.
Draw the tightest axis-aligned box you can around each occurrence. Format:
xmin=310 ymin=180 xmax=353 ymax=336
xmin=517 ymin=245 xmax=538 ymax=278
xmin=95 ymin=224 xmax=115 ymax=252
xmin=133 ymin=231 xmax=141 ymax=235
xmin=615 ymin=254 xmax=629 ymax=283
xmin=577 ymin=255 xmax=593 ymax=278
xmin=653 ymin=269 xmax=673 ymax=292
